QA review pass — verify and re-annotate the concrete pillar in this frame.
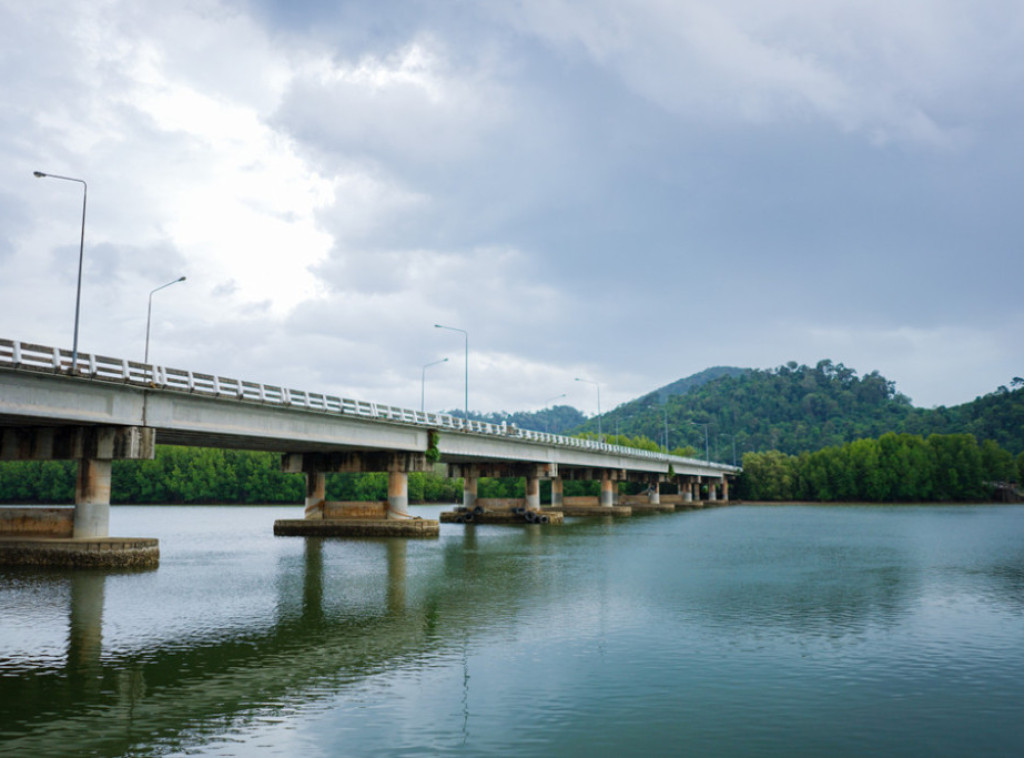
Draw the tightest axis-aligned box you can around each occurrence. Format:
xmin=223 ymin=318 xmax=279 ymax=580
xmin=463 ymin=475 xmax=478 ymax=510
xmin=304 ymin=471 xmax=326 ymax=519
xmin=525 ymin=475 xmax=540 ymax=510
xmin=647 ymin=478 xmax=661 ymax=505
xmin=708 ymin=480 xmax=717 ymax=502
xmin=387 ymin=470 xmax=410 ymax=519
xmin=722 ymin=477 xmax=730 ymax=502
xmin=600 ymin=471 xmax=615 ymax=507
xmin=74 ymin=458 xmax=111 ymax=539
xmin=551 ymin=477 xmax=564 ymax=507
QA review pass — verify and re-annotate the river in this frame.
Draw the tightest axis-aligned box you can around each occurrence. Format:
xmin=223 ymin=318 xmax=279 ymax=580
xmin=2 ymin=504 xmax=1023 ymax=756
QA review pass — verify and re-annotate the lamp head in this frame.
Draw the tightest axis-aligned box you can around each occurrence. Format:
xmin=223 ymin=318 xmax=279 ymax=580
xmin=178 ymin=276 xmax=187 ymax=282
xmin=33 ymin=171 xmax=46 ymax=178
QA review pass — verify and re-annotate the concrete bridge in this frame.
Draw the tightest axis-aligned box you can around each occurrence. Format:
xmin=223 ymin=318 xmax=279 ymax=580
xmin=0 ymin=338 xmax=740 ymax=564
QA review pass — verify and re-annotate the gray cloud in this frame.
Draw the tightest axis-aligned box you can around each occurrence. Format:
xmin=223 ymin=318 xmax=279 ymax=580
xmin=1 ymin=0 xmax=1022 ymax=414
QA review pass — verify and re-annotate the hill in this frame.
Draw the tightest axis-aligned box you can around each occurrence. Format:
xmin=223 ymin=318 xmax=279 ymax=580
xmin=574 ymin=360 xmax=1024 ymax=458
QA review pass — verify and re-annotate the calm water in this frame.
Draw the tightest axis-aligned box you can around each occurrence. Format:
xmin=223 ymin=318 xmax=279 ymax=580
xmin=2 ymin=504 xmax=1024 ymax=757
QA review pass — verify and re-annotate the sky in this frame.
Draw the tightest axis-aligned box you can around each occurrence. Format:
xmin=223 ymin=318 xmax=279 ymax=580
xmin=1 ymin=0 xmax=1021 ymax=418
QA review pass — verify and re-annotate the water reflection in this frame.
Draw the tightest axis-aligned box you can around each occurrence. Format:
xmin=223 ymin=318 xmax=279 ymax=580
xmin=1 ymin=505 xmax=1023 ymax=757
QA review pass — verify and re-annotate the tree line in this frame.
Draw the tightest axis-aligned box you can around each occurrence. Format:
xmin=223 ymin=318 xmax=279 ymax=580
xmin=737 ymin=432 xmax=1023 ymax=502
xmin=0 ymin=445 xmax=613 ymax=505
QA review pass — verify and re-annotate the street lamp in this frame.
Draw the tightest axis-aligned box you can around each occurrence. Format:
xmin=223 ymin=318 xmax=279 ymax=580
xmin=420 ymin=357 xmax=448 ymax=413
xmin=145 ymin=276 xmax=187 ymax=365
xmin=33 ymin=170 xmax=87 ymax=372
xmin=434 ymin=324 xmax=468 ymax=425
xmin=719 ymin=434 xmax=738 ymax=466
xmin=574 ymin=377 xmax=601 ymax=442
xmin=689 ymin=421 xmax=710 ymax=464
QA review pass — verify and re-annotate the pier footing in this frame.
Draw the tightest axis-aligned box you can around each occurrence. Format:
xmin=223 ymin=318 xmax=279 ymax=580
xmin=626 ymin=502 xmax=677 ymax=514
xmin=440 ymin=507 xmax=565 ymax=525
xmin=274 ymin=518 xmax=440 ymax=538
xmin=557 ymin=504 xmax=633 ymax=517
xmin=0 ymin=537 xmax=159 ymax=568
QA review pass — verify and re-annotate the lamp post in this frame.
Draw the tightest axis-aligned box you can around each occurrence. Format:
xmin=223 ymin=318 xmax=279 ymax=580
xmin=575 ymin=377 xmax=601 ymax=442
xmin=434 ymin=324 xmax=468 ymax=425
xmin=719 ymin=434 xmax=737 ymax=466
xmin=541 ymin=393 xmax=566 ymax=433
xmin=420 ymin=357 xmax=449 ymax=413
xmin=664 ymin=404 xmax=670 ymax=452
xmin=689 ymin=421 xmax=710 ymax=464
xmin=145 ymin=276 xmax=187 ymax=365
xmin=33 ymin=170 xmax=87 ymax=372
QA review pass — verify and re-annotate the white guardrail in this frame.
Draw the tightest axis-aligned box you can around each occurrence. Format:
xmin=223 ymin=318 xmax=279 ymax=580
xmin=0 ymin=339 xmax=737 ymax=472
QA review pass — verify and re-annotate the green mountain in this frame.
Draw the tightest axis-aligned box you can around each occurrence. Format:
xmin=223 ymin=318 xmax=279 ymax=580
xmin=651 ymin=366 xmax=747 ymax=404
xmin=573 ymin=360 xmax=1024 ymax=459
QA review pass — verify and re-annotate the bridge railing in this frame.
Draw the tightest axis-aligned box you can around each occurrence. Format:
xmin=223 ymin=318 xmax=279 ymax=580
xmin=0 ymin=338 xmax=739 ymax=473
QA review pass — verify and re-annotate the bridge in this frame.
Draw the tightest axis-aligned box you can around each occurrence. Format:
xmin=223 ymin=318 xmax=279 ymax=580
xmin=0 ymin=338 xmax=740 ymax=565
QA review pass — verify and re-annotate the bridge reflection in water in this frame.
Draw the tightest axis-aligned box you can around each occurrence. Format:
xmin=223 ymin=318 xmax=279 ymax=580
xmin=4 ymin=504 xmax=1024 ymax=757
xmin=0 ymin=512 xmax=569 ymax=756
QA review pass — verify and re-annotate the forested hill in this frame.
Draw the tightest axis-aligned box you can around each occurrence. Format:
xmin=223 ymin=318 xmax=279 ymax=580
xmin=576 ymin=360 xmax=1024 ymax=457
xmin=651 ymin=366 xmax=747 ymax=404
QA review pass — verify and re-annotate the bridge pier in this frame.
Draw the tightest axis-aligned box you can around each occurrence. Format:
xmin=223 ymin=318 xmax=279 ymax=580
xmin=0 ymin=425 xmax=158 ymax=567
xmin=550 ymin=477 xmax=563 ymax=507
xmin=276 ymin=451 xmax=439 ymax=537
xmin=525 ymin=474 xmax=541 ymax=510
xmin=647 ymin=476 xmax=661 ymax=506
xmin=304 ymin=471 xmax=327 ymax=519
xmin=442 ymin=462 xmax=559 ymax=525
xmin=600 ymin=470 xmax=616 ymax=507
xmin=387 ymin=470 xmax=410 ymax=519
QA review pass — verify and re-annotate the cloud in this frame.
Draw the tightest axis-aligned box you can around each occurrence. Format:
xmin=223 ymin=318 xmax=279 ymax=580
xmin=501 ymin=0 xmax=1013 ymax=148
xmin=2 ymin=0 xmax=1022 ymax=418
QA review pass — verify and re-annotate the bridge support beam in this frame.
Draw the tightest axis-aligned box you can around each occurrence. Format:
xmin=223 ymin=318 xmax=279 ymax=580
xmin=74 ymin=458 xmax=112 ymax=539
xmin=304 ymin=471 xmax=327 ymax=520
xmin=551 ymin=477 xmax=563 ymax=508
xmin=647 ymin=476 xmax=661 ymax=505
xmin=0 ymin=425 xmax=158 ymax=567
xmin=277 ymin=451 xmax=438 ymax=537
xmin=525 ymin=474 xmax=540 ymax=510
xmin=387 ymin=470 xmax=410 ymax=519
xmin=463 ymin=473 xmax=478 ymax=510
xmin=600 ymin=471 xmax=615 ymax=507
